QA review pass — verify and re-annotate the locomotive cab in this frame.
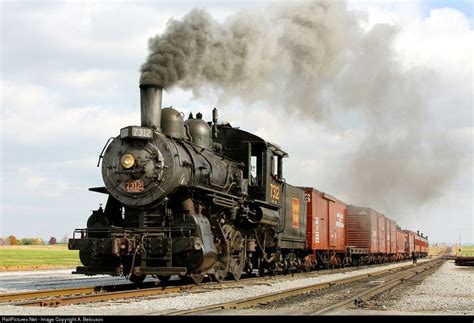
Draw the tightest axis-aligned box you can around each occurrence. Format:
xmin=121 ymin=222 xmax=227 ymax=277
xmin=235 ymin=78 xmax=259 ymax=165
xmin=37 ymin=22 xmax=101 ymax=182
xmin=214 ymin=125 xmax=307 ymax=260
xmin=213 ymin=125 xmax=288 ymax=204
xmin=265 ymin=142 xmax=287 ymax=205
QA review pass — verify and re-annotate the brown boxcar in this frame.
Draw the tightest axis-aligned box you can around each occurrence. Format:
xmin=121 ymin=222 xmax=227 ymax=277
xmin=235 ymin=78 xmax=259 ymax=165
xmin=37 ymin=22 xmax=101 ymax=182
xmin=346 ymin=205 xmax=379 ymax=253
xmin=389 ymin=219 xmax=397 ymax=254
xmin=385 ymin=218 xmax=391 ymax=254
xmin=403 ymin=230 xmax=416 ymax=254
xmin=304 ymin=188 xmax=346 ymax=252
xmin=378 ymin=213 xmax=387 ymax=254
xmin=396 ymin=226 xmax=405 ymax=256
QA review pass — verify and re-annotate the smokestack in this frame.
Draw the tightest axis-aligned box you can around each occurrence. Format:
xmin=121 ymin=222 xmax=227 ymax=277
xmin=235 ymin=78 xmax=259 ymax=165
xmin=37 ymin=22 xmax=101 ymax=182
xmin=140 ymin=84 xmax=163 ymax=130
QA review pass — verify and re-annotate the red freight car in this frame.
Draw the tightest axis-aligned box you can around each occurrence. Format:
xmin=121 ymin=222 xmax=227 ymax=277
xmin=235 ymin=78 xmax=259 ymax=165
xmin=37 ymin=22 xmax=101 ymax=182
xmin=346 ymin=205 xmax=388 ymax=264
xmin=403 ymin=230 xmax=416 ymax=256
xmin=304 ymin=188 xmax=347 ymax=268
xmin=378 ymin=213 xmax=387 ymax=255
xmin=385 ymin=217 xmax=391 ymax=255
xmin=386 ymin=218 xmax=397 ymax=260
xmin=390 ymin=219 xmax=397 ymax=254
xmin=396 ymin=226 xmax=406 ymax=260
xmin=414 ymin=231 xmax=429 ymax=257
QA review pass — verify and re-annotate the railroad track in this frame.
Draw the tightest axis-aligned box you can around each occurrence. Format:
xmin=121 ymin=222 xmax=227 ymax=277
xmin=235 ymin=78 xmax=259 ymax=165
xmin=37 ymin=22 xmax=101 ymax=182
xmin=160 ymin=258 xmax=444 ymax=315
xmin=310 ymin=258 xmax=444 ymax=315
xmin=0 ymin=259 xmax=435 ymax=308
xmin=0 ymin=281 xmax=162 ymax=306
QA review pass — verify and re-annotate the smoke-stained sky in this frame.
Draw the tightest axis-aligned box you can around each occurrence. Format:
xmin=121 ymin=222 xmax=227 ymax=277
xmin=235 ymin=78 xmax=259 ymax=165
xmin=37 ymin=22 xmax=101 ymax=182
xmin=1 ymin=0 xmax=472 ymax=244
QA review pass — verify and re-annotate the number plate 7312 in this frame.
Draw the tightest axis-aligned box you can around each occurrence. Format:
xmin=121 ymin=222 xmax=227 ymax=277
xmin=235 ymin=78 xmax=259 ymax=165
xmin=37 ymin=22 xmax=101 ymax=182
xmin=125 ymin=179 xmax=144 ymax=193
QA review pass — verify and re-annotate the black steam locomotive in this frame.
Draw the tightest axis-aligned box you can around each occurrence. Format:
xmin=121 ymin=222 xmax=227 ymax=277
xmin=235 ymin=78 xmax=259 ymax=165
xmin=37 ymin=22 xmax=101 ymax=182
xmin=69 ymin=84 xmax=308 ymax=284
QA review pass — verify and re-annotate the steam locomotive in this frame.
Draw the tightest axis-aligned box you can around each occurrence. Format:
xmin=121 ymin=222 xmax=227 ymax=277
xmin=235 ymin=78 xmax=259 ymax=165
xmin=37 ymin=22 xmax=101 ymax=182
xmin=69 ymin=84 xmax=428 ymax=284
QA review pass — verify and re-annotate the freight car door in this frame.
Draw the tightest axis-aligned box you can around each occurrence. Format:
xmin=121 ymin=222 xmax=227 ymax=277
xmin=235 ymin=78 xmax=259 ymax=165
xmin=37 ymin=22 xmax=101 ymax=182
xmin=378 ymin=214 xmax=386 ymax=254
xmin=385 ymin=220 xmax=391 ymax=254
xmin=328 ymin=201 xmax=337 ymax=249
xmin=328 ymin=201 xmax=335 ymax=248
xmin=391 ymin=220 xmax=397 ymax=254
xmin=322 ymin=193 xmax=338 ymax=249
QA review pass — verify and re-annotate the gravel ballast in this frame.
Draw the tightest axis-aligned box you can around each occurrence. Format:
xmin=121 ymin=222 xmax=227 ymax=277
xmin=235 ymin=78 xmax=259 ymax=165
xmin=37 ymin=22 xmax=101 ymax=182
xmin=390 ymin=260 xmax=473 ymax=315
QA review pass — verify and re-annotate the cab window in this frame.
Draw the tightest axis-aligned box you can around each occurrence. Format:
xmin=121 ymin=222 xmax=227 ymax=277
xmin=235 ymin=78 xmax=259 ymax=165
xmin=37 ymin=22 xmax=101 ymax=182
xmin=271 ymin=154 xmax=283 ymax=180
xmin=248 ymin=143 xmax=263 ymax=186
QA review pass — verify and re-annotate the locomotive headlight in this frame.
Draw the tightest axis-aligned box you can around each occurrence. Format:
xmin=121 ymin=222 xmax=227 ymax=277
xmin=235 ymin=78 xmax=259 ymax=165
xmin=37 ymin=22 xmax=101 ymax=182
xmin=120 ymin=153 xmax=135 ymax=169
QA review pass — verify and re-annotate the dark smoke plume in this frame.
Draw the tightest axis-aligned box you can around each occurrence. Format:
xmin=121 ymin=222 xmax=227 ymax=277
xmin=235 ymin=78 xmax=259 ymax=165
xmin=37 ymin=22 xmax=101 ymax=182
xmin=140 ymin=1 xmax=460 ymax=216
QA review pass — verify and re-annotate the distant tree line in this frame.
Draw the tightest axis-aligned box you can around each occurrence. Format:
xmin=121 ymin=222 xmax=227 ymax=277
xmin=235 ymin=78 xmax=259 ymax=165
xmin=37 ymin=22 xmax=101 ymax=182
xmin=0 ymin=235 xmax=68 ymax=245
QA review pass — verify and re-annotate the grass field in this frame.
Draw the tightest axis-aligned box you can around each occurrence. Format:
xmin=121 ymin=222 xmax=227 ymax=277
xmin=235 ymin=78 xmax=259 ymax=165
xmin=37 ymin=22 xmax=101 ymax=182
xmin=429 ymin=245 xmax=474 ymax=257
xmin=457 ymin=246 xmax=474 ymax=257
xmin=0 ymin=244 xmax=80 ymax=270
xmin=428 ymin=245 xmax=448 ymax=256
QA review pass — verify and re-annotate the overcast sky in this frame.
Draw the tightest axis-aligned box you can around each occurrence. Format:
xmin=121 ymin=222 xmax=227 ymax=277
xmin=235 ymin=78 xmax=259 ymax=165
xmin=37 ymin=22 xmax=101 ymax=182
xmin=1 ymin=0 xmax=472 ymax=244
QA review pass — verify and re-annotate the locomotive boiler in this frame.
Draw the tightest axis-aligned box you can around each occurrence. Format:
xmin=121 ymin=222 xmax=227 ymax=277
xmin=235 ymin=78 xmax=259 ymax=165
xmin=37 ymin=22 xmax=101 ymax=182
xmin=69 ymin=84 xmax=308 ymax=284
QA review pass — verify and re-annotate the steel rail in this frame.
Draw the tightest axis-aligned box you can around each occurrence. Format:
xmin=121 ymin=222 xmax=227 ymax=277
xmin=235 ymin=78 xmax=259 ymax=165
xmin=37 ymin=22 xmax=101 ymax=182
xmin=0 ymin=280 xmax=171 ymax=304
xmin=17 ymin=284 xmax=192 ymax=307
xmin=161 ymin=259 xmax=440 ymax=315
xmin=0 ymin=286 xmax=112 ymax=304
xmin=0 ymin=279 xmax=196 ymax=305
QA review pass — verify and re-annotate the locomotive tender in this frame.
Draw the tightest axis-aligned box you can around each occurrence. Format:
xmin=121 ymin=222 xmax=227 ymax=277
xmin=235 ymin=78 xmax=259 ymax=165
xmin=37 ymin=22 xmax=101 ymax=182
xmin=69 ymin=84 xmax=428 ymax=284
